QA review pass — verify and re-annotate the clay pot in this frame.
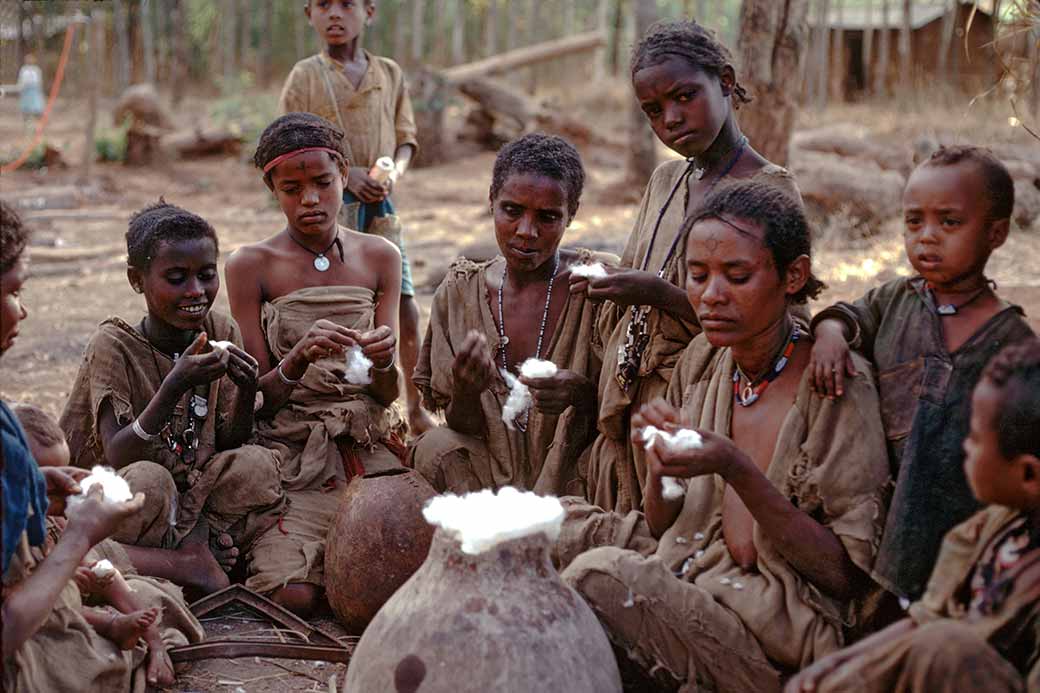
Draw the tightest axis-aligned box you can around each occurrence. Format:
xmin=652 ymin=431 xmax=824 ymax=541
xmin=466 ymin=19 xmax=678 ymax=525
xmin=344 ymin=528 xmax=622 ymax=693
xmin=324 ymin=467 xmax=437 ymax=633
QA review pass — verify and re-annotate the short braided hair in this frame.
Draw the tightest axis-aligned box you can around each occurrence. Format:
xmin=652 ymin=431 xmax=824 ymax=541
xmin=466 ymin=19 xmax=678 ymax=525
xmin=253 ymin=112 xmax=347 ymax=185
xmin=981 ymin=337 xmax=1040 ymax=459
xmin=126 ymin=199 xmax=219 ymax=270
xmin=684 ymin=179 xmax=825 ymax=304
xmin=920 ymin=145 xmax=1014 ymax=223
xmin=1 ymin=200 xmax=30 ymax=275
xmin=489 ymin=132 xmax=585 ymax=219
xmin=631 ymin=20 xmax=750 ymax=109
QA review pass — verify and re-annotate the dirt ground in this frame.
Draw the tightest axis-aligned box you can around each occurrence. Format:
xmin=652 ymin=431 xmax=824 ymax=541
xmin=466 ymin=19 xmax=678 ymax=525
xmin=1 ymin=85 xmax=1038 ymax=692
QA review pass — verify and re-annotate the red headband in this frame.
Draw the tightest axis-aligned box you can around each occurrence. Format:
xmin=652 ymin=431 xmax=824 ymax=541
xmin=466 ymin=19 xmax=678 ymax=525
xmin=262 ymin=147 xmax=343 ymax=174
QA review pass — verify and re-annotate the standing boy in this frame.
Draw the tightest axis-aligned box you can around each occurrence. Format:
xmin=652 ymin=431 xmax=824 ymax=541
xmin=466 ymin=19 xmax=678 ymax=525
xmin=279 ymin=0 xmax=434 ymax=434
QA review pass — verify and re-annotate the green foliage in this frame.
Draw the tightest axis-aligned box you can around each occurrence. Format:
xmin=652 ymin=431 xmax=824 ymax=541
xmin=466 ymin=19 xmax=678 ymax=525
xmin=95 ymin=120 xmax=131 ymax=163
xmin=208 ymin=72 xmax=279 ymax=149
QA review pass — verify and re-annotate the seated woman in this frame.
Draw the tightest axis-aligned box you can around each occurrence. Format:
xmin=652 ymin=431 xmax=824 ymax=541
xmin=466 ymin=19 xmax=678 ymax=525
xmin=227 ymin=113 xmax=403 ymax=617
xmin=409 ymin=133 xmax=616 ymax=497
xmin=554 ymin=181 xmax=890 ymax=692
xmin=60 ymin=201 xmax=288 ymax=596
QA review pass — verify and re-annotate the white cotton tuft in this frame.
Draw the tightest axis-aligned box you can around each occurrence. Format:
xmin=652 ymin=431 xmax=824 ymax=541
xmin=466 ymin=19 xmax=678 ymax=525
xmin=208 ymin=340 xmax=234 ymax=351
xmin=569 ymin=262 xmax=608 ymax=279
xmin=501 ymin=359 xmax=558 ymax=430
xmin=422 ymin=487 xmax=565 ymax=555
xmin=91 ymin=559 xmax=118 ymax=579
xmin=640 ymin=426 xmax=704 ymax=501
xmin=343 ymin=345 xmax=373 ymax=385
xmin=66 ymin=466 xmax=133 ymax=516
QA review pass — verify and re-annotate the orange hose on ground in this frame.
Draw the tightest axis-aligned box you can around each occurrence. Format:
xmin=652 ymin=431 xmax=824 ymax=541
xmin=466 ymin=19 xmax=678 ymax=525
xmin=1 ymin=23 xmax=77 ymax=175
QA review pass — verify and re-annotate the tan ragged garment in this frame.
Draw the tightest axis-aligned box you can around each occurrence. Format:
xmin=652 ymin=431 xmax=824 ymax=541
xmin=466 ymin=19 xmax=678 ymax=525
xmin=410 ymin=249 xmax=613 ymax=497
xmin=256 ymin=285 xmax=397 ymax=491
xmin=556 ymin=334 xmax=889 ymax=687
xmin=59 ymin=312 xmax=286 ymax=549
xmin=590 ymin=160 xmax=802 ymax=514
xmin=812 ymin=505 xmax=1039 ymax=692
xmin=278 ymin=51 xmax=419 ymax=170
xmin=3 ymin=532 xmax=204 ymax=693
xmin=247 ymin=285 xmax=402 ymax=593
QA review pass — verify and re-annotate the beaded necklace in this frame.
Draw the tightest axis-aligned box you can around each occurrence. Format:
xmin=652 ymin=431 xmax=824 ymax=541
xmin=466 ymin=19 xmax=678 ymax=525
xmin=616 ymin=136 xmax=749 ymax=391
xmin=496 ymin=252 xmax=560 ymax=372
xmin=732 ymin=323 xmax=801 ymax=407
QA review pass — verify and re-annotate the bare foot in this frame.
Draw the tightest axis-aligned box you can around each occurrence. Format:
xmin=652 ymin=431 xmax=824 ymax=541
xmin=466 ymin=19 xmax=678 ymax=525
xmin=145 ymin=639 xmax=175 ymax=687
xmin=106 ymin=608 xmax=159 ymax=650
xmin=408 ymin=406 xmax=437 ymax=437
xmin=209 ymin=531 xmax=240 ymax=572
xmin=178 ymin=522 xmax=230 ymax=597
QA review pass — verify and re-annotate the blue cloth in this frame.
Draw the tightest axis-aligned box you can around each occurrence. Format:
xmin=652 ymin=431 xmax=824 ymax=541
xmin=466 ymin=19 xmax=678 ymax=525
xmin=2 ymin=401 xmax=49 ymax=574
xmin=342 ymin=191 xmax=415 ymax=297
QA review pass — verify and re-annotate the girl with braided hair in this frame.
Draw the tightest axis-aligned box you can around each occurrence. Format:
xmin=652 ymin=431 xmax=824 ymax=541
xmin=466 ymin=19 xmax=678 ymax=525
xmin=572 ymin=19 xmax=804 ymax=514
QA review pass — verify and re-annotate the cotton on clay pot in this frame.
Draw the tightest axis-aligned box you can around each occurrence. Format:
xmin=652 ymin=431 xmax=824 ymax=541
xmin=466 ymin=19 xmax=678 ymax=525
xmin=324 ymin=467 xmax=437 ymax=633
xmin=344 ymin=488 xmax=622 ymax=693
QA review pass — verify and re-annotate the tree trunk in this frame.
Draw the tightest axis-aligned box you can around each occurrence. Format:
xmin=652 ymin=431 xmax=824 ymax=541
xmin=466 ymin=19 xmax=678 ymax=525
xmin=170 ymin=0 xmax=187 ymax=106
xmin=82 ymin=11 xmax=101 ymax=183
xmin=451 ymin=0 xmax=465 ymax=64
xmin=862 ymin=0 xmax=874 ymax=96
xmin=609 ymin=0 xmax=625 ymax=75
xmin=594 ymin=0 xmax=609 ymax=79
xmin=505 ymin=0 xmax=518 ymax=51
xmin=412 ymin=0 xmax=426 ymax=63
xmin=628 ymin=0 xmax=658 ymax=187
xmin=223 ymin=1 xmax=237 ymax=89
xmin=113 ymin=0 xmax=131 ymax=91
xmin=898 ymin=0 xmax=911 ymax=94
xmin=832 ymin=0 xmax=844 ymax=101
xmin=141 ymin=0 xmax=156 ymax=84
xmin=485 ymin=0 xmax=498 ymax=56
xmin=1032 ymin=21 xmax=1039 ymax=120
xmin=393 ymin=0 xmax=407 ymax=62
xmin=874 ymin=0 xmax=889 ymax=97
xmin=696 ymin=0 xmax=709 ymax=21
xmin=565 ymin=1 xmax=577 ymax=36
xmin=737 ymin=0 xmax=810 ymax=167
xmin=814 ymin=0 xmax=831 ymax=111
xmin=238 ymin=0 xmax=250 ymax=75
xmin=16 ymin=0 xmax=27 ymax=70
xmin=259 ymin=0 xmax=274 ymax=86
xmin=295 ymin=3 xmax=307 ymax=59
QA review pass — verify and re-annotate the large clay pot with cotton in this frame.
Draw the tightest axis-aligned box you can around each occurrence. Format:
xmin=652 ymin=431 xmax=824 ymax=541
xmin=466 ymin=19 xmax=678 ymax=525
xmin=344 ymin=489 xmax=623 ymax=693
xmin=324 ymin=467 xmax=437 ymax=633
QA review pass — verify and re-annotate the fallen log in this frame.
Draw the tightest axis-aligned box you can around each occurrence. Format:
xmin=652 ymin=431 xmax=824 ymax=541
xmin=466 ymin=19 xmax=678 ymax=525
xmin=788 ymin=149 xmax=905 ymax=232
xmin=443 ymin=31 xmax=605 ymax=83
xmin=161 ymin=128 xmax=243 ymax=159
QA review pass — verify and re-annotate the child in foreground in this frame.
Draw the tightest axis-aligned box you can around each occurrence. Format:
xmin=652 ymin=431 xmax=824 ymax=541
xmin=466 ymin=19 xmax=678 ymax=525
xmin=809 ymin=145 xmax=1035 ymax=601
xmin=280 ymin=0 xmax=433 ymax=434
xmin=789 ymin=338 xmax=1040 ymax=692
xmin=59 ymin=200 xmax=287 ymax=595
xmin=227 ymin=112 xmax=403 ymax=616
xmin=15 ymin=403 xmax=201 ymax=687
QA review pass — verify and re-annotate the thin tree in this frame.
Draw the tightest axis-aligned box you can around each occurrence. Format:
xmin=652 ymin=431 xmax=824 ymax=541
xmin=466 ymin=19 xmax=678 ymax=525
xmin=412 ymin=0 xmax=426 ymax=63
xmin=874 ymin=0 xmax=890 ymax=97
xmin=832 ymin=0 xmax=844 ymax=101
xmin=295 ymin=2 xmax=307 ymax=59
xmin=862 ymin=0 xmax=874 ymax=96
xmin=937 ymin=0 xmax=955 ymax=78
xmin=113 ymin=0 xmax=131 ymax=91
xmin=505 ymin=0 xmax=518 ymax=51
xmin=259 ymin=0 xmax=274 ymax=86
xmin=238 ymin=0 xmax=250 ymax=76
xmin=451 ymin=0 xmax=465 ymax=64
xmin=16 ymin=0 xmax=27 ymax=69
xmin=628 ymin=0 xmax=659 ymax=188
xmin=223 ymin=2 xmax=237 ymax=89
xmin=898 ymin=0 xmax=911 ymax=94
xmin=393 ymin=0 xmax=407 ymax=61
xmin=141 ymin=0 xmax=156 ymax=84
xmin=609 ymin=0 xmax=625 ymax=75
xmin=82 ymin=10 xmax=101 ymax=184
xmin=485 ymin=0 xmax=498 ymax=56
xmin=737 ymin=0 xmax=811 ymax=167
xmin=170 ymin=0 xmax=187 ymax=106
xmin=814 ymin=0 xmax=831 ymax=111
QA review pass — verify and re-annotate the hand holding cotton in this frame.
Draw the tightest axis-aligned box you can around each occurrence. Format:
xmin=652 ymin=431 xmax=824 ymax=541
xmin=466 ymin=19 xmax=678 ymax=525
xmin=641 ymin=426 xmax=703 ymax=500
xmin=65 ymin=466 xmax=133 ymax=515
xmin=501 ymin=358 xmax=558 ymax=430
xmin=344 ymin=345 xmax=373 ymax=385
xmin=569 ymin=262 xmax=608 ymax=279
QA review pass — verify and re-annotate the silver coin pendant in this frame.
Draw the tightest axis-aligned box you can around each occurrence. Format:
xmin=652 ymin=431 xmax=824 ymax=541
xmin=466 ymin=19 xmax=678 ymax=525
xmin=314 ymin=254 xmax=331 ymax=272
